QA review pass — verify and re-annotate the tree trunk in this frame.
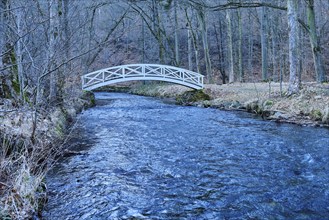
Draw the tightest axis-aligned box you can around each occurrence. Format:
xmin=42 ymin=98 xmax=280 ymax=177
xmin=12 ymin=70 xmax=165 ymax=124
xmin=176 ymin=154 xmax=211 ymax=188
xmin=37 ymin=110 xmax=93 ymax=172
xmin=58 ymin=0 xmax=68 ymax=100
xmin=0 ymin=0 xmax=5 ymax=70
xmin=298 ymin=14 xmax=303 ymax=84
xmin=287 ymin=0 xmax=300 ymax=95
xmin=187 ymin=28 xmax=193 ymax=71
xmin=174 ymin=0 xmax=179 ymax=66
xmin=271 ymin=13 xmax=278 ymax=81
xmin=15 ymin=5 xmax=25 ymax=102
xmin=214 ymin=21 xmax=226 ymax=84
xmin=49 ymin=0 xmax=60 ymax=102
xmin=142 ymin=18 xmax=146 ymax=63
xmin=152 ymin=1 xmax=164 ymax=63
xmin=279 ymin=53 xmax=283 ymax=96
xmin=306 ymin=0 xmax=326 ymax=82
xmin=219 ymin=20 xmax=226 ymax=84
xmin=197 ymin=6 xmax=212 ymax=83
xmin=0 ymin=0 xmax=6 ymax=97
xmin=237 ymin=6 xmax=244 ymax=82
xmin=261 ymin=5 xmax=268 ymax=81
xmin=226 ymin=10 xmax=234 ymax=83
xmin=185 ymin=7 xmax=200 ymax=73
xmin=62 ymin=0 xmax=69 ymax=69
xmin=248 ymin=12 xmax=254 ymax=80
xmin=194 ymin=26 xmax=200 ymax=74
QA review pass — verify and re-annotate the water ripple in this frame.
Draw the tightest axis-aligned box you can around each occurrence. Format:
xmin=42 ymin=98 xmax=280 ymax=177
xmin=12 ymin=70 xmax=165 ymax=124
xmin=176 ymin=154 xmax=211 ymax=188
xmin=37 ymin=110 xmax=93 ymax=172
xmin=43 ymin=92 xmax=329 ymax=219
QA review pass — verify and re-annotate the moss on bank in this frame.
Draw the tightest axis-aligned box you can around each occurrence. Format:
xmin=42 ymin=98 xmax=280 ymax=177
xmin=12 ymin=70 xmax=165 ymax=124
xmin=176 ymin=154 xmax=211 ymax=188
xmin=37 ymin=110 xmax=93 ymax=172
xmin=176 ymin=90 xmax=210 ymax=105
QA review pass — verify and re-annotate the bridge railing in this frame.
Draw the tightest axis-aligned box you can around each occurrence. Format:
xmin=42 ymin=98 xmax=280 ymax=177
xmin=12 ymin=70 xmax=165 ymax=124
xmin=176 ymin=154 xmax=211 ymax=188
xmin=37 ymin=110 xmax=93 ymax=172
xmin=82 ymin=64 xmax=204 ymax=90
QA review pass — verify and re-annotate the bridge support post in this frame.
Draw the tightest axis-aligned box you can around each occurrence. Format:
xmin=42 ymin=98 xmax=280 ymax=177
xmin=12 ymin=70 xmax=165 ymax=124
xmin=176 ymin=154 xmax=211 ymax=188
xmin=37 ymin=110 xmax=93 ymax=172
xmin=142 ymin=65 xmax=145 ymax=76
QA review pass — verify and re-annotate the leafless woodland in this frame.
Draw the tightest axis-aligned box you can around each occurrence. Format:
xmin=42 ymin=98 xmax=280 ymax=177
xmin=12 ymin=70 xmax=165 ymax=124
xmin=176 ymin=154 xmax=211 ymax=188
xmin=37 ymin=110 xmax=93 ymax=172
xmin=1 ymin=1 xmax=329 ymax=218
xmin=0 ymin=0 xmax=328 ymax=105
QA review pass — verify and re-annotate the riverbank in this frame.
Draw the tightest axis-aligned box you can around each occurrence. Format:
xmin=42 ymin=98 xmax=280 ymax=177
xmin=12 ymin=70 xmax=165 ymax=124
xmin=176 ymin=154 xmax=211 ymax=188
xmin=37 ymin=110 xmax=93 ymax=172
xmin=128 ymin=82 xmax=329 ymax=127
xmin=0 ymin=87 xmax=95 ymax=219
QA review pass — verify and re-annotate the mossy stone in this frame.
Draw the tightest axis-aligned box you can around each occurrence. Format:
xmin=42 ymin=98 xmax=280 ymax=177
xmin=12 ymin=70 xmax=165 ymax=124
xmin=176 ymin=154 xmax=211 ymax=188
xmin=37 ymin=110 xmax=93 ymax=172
xmin=82 ymin=90 xmax=96 ymax=107
xmin=176 ymin=90 xmax=210 ymax=105
xmin=264 ymin=100 xmax=274 ymax=106
xmin=321 ymin=107 xmax=329 ymax=124
xmin=310 ymin=109 xmax=322 ymax=121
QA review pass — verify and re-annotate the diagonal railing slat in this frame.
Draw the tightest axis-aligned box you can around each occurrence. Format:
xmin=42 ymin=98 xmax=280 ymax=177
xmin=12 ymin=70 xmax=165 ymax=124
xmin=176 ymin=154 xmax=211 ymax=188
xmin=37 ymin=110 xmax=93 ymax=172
xmin=82 ymin=64 xmax=204 ymax=90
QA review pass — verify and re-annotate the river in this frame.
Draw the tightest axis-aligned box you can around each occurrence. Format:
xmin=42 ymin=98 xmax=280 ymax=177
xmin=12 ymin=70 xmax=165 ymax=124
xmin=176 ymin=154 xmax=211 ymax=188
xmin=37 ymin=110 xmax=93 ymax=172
xmin=43 ymin=92 xmax=329 ymax=219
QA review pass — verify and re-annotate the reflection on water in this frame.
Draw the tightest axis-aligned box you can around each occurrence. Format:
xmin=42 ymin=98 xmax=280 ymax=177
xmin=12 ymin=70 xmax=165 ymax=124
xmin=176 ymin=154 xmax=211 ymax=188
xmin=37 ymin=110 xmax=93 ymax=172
xmin=43 ymin=92 xmax=329 ymax=219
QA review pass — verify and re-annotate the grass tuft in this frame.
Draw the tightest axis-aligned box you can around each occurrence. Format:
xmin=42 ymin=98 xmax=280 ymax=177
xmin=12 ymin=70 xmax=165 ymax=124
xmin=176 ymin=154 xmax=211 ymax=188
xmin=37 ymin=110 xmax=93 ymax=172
xmin=0 ymin=133 xmax=53 ymax=219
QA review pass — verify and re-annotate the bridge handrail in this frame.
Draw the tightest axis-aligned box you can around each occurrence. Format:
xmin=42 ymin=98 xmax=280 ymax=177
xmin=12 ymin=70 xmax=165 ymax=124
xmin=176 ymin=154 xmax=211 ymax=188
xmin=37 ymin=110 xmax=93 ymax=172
xmin=82 ymin=64 xmax=204 ymax=90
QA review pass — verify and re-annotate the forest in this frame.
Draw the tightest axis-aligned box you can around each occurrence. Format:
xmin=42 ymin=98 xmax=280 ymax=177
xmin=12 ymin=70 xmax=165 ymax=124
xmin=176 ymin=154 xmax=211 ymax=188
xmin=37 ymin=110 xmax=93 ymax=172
xmin=0 ymin=0 xmax=328 ymax=105
xmin=0 ymin=0 xmax=329 ymax=219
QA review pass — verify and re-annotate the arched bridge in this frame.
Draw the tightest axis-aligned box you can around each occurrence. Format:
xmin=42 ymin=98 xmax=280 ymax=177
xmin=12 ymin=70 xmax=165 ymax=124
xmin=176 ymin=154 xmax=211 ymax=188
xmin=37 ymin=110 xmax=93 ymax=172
xmin=81 ymin=64 xmax=204 ymax=90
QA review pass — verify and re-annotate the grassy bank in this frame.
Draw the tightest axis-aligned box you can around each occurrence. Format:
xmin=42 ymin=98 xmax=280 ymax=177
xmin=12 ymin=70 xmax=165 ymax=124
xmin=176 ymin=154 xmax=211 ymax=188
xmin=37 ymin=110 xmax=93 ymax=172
xmin=129 ymin=82 xmax=329 ymax=127
xmin=0 ymin=89 xmax=95 ymax=219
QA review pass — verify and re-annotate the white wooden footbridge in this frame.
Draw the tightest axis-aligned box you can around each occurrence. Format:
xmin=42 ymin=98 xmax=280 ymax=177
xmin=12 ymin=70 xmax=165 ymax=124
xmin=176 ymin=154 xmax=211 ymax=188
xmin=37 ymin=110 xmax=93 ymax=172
xmin=82 ymin=64 xmax=204 ymax=90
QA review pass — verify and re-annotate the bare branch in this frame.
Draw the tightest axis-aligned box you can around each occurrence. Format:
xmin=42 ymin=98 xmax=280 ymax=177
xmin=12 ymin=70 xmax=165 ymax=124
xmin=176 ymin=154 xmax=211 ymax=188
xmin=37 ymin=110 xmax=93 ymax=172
xmin=188 ymin=0 xmax=287 ymax=11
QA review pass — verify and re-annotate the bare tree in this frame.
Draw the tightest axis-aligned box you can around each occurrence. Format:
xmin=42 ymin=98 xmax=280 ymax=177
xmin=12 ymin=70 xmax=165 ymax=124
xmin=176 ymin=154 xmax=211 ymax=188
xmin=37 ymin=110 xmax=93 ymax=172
xmin=0 ymin=0 xmax=8 ymax=97
xmin=287 ymin=0 xmax=300 ymax=95
xmin=237 ymin=5 xmax=244 ymax=82
xmin=196 ymin=4 xmax=212 ymax=82
xmin=48 ymin=0 xmax=60 ymax=103
xmin=260 ymin=4 xmax=268 ymax=81
xmin=174 ymin=0 xmax=180 ymax=66
xmin=185 ymin=6 xmax=200 ymax=73
xmin=226 ymin=8 xmax=234 ymax=83
xmin=304 ymin=0 xmax=326 ymax=82
xmin=0 ymin=0 xmax=5 ymax=70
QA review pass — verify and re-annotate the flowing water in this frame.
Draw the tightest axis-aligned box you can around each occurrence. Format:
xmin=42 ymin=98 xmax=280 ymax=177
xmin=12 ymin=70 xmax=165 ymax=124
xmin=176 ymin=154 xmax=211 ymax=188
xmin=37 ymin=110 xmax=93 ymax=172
xmin=43 ymin=92 xmax=329 ymax=219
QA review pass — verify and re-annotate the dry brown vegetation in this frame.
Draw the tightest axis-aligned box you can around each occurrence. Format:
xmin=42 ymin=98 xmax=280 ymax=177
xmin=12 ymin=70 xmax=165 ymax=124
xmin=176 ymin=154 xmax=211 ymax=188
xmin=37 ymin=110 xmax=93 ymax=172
xmin=130 ymin=82 xmax=329 ymax=127
xmin=0 ymin=113 xmax=62 ymax=219
xmin=0 ymin=83 xmax=95 ymax=219
xmin=0 ymin=134 xmax=50 ymax=219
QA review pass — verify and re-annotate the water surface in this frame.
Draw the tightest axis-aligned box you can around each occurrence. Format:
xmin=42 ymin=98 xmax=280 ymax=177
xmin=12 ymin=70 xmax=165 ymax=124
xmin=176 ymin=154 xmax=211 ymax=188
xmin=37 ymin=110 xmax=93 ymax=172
xmin=43 ymin=92 xmax=329 ymax=219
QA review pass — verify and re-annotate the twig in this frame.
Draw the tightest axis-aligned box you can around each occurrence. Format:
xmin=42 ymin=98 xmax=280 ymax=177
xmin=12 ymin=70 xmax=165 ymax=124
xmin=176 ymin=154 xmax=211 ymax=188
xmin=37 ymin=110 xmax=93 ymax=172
xmin=0 ymin=181 xmax=10 ymax=187
xmin=0 ymin=109 xmax=18 ymax=112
